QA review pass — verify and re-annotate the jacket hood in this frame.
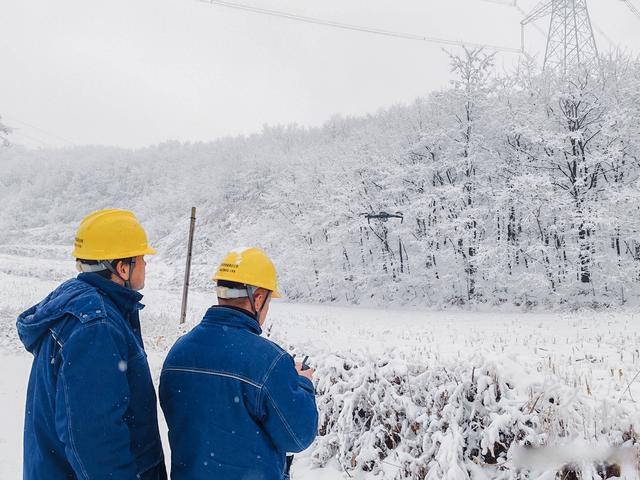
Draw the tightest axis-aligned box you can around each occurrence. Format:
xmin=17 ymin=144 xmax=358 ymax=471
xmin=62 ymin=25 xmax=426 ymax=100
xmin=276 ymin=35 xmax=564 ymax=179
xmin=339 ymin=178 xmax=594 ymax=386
xmin=16 ymin=278 xmax=106 ymax=353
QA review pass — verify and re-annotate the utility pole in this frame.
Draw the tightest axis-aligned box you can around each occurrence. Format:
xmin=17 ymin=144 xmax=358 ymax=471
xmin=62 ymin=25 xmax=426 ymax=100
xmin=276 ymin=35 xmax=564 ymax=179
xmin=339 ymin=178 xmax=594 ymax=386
xmin=521 ymin=0 xmax=600 ymax=77
xmin=180 ymin=207 xmax=197 ymax=325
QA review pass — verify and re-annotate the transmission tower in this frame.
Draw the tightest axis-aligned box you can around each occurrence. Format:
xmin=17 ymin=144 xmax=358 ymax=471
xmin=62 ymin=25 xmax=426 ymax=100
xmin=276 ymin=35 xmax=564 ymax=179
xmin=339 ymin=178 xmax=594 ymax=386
xmin=521 ymin=0 xmax=600 ymax=77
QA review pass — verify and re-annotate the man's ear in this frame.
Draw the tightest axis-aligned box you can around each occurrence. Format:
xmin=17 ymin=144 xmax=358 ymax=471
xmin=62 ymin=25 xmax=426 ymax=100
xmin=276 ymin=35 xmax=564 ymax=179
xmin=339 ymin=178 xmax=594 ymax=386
xmin=254 ymin=289 xmax=267 ymax=310
xmin=116 ymin=260 xmax=130 ymax=280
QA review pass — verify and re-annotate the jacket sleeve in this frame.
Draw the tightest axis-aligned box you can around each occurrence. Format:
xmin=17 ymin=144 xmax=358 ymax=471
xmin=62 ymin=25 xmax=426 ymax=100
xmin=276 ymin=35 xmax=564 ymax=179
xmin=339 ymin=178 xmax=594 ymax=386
xmin=54 ymin=321 xmax=139 ymax=480
xmin=259 ymin=352 xmax=318 ymax=453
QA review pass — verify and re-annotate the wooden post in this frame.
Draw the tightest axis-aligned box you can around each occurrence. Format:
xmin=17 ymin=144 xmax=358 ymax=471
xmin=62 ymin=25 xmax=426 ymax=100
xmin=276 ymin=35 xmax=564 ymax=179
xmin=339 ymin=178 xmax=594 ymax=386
xmin=180 ymin=207 xmax=197 ymax=325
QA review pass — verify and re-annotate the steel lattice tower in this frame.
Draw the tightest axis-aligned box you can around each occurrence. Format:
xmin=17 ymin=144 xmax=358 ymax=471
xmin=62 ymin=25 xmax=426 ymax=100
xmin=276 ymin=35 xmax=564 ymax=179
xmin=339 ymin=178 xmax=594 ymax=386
xmin=522 ymin=0 xmax=600 ymax=76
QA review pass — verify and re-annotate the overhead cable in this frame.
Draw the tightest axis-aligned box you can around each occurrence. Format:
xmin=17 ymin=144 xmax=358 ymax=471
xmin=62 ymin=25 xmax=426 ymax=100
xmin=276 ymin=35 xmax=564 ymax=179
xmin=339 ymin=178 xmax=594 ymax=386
xmin=9 ymin=129 xmax=53 ymax=148
xmin=5 ymin=116 xmax=77 ymax=146
xmin=198 ymin=0 xmax=523 ymax=53
xmin=621 ymin=0 xmax=640 ymax=20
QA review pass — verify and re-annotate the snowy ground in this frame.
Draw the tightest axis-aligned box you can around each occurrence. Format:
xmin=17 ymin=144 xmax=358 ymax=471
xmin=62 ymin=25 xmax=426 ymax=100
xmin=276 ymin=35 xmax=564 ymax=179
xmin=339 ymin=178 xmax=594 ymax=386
xmin=1 ymin=245 xmax=640 ymax=478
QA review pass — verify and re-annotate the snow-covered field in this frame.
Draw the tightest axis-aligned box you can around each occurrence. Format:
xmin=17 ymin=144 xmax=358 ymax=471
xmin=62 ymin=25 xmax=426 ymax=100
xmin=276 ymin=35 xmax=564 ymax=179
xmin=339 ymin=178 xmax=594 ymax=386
xmin=2 ymin=246 xmax=640 ymax=478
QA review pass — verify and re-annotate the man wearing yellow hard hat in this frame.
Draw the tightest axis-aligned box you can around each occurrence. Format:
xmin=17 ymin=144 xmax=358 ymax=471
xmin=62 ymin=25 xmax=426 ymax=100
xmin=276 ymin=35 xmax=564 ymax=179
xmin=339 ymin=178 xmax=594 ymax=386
xmin=160 ymin=247 xmax=318 ymax=480
xmin=16 ymin=209 xmax=167 ymax=480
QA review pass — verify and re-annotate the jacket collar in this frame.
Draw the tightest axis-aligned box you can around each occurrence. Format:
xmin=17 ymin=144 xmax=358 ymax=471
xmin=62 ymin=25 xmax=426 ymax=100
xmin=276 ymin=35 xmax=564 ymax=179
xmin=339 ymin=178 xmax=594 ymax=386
xmin=78 ymin=273 xmax=144 ymax=317
xmin=202 ymin=305 xmax=262 ymax=335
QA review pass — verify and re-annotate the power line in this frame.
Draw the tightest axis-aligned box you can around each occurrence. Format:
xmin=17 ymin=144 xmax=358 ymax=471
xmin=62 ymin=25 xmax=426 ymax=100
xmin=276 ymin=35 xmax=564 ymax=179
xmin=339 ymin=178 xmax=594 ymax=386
xmin=9 ymin=129 xmax=53 ymax=148
xmin=479 ymin=0 xmax=545 ymax=36
xmin=621 ymin=0 xmax=640 ymax=21
xmin=5 ymin=116 xmax=77 ymax=146
xmin=592 ymin=24 xmax=615 ymax=48
xmin=514 ymin=4 xmax=546 ymax=37
xmin=198 ymin=0 xmax=523 ymax=53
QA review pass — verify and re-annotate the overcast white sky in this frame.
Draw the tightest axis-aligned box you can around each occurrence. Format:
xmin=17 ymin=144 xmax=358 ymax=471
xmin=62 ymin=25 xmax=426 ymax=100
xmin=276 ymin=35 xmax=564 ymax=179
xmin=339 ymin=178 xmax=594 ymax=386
xmin=2 ymin=0 xmax=639 ymax=148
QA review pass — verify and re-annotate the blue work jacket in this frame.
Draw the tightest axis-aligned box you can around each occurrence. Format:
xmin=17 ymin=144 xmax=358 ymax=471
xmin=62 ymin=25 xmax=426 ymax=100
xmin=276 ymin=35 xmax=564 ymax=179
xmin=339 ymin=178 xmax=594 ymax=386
xmin=16 ymin=273 xmax=166 ymax=480
xmin=160 ymin=306 xmax=318 ymax=480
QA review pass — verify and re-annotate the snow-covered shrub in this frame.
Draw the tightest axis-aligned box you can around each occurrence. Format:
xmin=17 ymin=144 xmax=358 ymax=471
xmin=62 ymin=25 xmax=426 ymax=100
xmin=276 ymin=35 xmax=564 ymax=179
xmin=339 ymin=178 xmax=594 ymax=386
xmin=305 ymin=350 xmax=639 ymax=479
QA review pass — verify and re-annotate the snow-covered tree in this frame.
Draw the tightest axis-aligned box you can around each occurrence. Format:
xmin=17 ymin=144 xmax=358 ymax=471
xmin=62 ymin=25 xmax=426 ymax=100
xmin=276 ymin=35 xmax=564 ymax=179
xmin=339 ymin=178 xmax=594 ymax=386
xmin=0 ymin=115 xmax=10 ymax=147
xmin=1 ymin=52 xmax=639 ymax=308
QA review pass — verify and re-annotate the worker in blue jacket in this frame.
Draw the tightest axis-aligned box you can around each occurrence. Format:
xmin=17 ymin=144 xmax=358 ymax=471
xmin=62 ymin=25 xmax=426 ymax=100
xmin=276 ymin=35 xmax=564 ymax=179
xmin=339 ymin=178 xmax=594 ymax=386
xmin=16 ymin=209 xmax=166 ymax=480
xmin=160 ymin=247 xmax=318 ymax=480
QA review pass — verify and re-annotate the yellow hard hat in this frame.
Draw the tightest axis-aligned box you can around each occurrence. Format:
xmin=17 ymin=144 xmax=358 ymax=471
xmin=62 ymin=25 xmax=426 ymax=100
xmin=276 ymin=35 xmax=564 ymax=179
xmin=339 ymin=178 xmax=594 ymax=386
xmin=213 ymin=247 xmax=281 ymax=298
xmin=72 ymin=209 xmax=157 ymax=260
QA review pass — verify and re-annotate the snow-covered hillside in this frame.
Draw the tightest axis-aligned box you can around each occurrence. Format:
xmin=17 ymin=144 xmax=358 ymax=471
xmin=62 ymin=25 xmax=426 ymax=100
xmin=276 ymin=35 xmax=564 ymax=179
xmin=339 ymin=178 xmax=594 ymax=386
xmin=1 ymin=251 xmax=639 ymax=479
xmin=2 ymin=52 xmax=639 ymax=309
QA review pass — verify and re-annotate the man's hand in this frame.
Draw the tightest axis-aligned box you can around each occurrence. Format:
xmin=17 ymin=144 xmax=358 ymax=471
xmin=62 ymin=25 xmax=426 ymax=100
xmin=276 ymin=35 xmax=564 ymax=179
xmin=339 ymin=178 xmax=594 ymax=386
xmin=295 ymin=362 xmax=315 ymax=381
